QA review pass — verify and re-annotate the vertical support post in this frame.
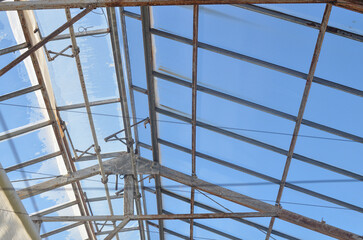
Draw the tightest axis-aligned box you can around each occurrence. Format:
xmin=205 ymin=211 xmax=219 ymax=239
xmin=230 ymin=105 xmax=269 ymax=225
xmin=265 ymin=4 xmax=332 ymax=239
xmin=124 ymin=175 xmax=135 ymax=216
xmin=141 ymin=6 xmax=165 ymax=240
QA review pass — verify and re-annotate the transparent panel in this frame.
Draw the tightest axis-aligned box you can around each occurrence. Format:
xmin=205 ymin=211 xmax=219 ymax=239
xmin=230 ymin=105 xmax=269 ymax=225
xmin=315 ymin=32 xmax=363 ymax=91
xmin=198 ymin=48 xmax=305 ymax=116
xmin=196 ymin=127 xmax=286 ymax=179
xmin=197 ymin=91 xmax=295 ymax=150
xmin=156 ymin=77 xmax=192 ymax=115
xmin=305 ymin=83 xmax=363 ymax=137
xmin=0 ymin=90 xmax=47 ymax=132
xmin=281 ymin=188 xmax=363 ymax=236
xmin=199 ymin=5 xmax=319 ymax=73
xmin=329 ymin=6 xmax=363 ymax=36
xmin=295 ymin=124 xmax=363 ymax=175
xmin=126 ymin=16 xmax=147 ymax=89
xmin=197 ymin=155 xmax=280 ymax=201
xmin=154 ymin=35 xmax=193 ymax=81
xmin=153 ymin=5 xmax=193 ymax=38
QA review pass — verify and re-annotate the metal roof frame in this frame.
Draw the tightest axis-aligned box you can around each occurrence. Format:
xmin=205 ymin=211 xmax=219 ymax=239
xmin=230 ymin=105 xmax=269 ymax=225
xmin=0 ymin=1 xmax=362 ymax=239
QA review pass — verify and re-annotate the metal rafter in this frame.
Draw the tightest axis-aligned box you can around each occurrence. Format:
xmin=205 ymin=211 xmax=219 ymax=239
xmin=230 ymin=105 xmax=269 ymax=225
xmin=190 ymin=4 xmax=199 ymax=240
xmin=119 ymin=6 xmax=152 ymax=240
xmin=1 ymin=0 xmax=363 ymax=13
xmin=144 ymin=186 xmax=299 ymax=240
xmin=265 ymin=4 xmax=332 ymax=239
xmin=140 ymin=5 xmax=166 ymax=239
xmin=64 ymin=8 xmax=118 ymax=240
xmin=106 ymin=7 xmax=146 ymax=239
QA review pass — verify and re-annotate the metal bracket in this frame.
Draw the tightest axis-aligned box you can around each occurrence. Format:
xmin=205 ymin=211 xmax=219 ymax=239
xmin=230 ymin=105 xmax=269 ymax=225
xmin=73 ymin=144 xmax=95 ymax=161
xmin=104 ymin=117 xmax=149 ymax=143
xmin=48 ymin=45 xmax=74 ymax=61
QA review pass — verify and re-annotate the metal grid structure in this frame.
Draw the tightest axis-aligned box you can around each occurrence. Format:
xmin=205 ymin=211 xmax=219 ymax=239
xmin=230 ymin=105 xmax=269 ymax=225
xmin=0 ymin=1 xmax=362 ymax=240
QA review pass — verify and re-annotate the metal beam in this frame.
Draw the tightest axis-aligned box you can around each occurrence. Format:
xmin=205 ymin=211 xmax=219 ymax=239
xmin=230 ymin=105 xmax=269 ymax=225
xmin=149 ymin=158 xmax=363 ymax=240
xmin=190 ymin=4 xmax=199 ymax=240
xmin=141 ymin=5 xmax=165 ymax=239
xmin=57 ymin=98 xmax=120 ymax=111
xmin=0 ymin=85 xmax=42 ymax=102
xmin=0 ymin=42 xmax=28 ymax=56
xmin=155 ymin=107 xmax=363 ymax=182
xmin=5 ymin=151 xmax=62 ymax=172
xmin=51 ymin=28 xmax=110 ymax=41
xmin=40 ymin=222 xmax=83 ymax=238
xmin=0 ymin=120 xmax=53 ymax=142
xmin=32 ymin=212 xmax=276 ymax=222
xmin=95 ymin=227 xmax=139 ymax=236
xmin=0 ymin=7 xmax=92 ymax=77
xmin=16 ymin=153 xmax=140 ymax=199
xmin=144 ymin=187 xmax=299 ymax=240
xmin=1 ymin=0 xmax=362 ymax=12
xmin=75 ymin=151 xmax=123 ymax=162
xmin=265 ymin=4 xmax=332 ymax=239
xmin=30 ymin=194 xmax=123 ymax=217
xmin=163 ymin=210 xmax=243 ymax=240
xmin=104 ymin=218 xmax=131 ymax=240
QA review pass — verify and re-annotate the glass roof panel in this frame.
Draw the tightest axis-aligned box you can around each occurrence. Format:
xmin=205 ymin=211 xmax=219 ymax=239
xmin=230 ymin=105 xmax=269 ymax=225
xmin=198 ymin=5 xmax=319 ymax=73
xmin=152 ymin=6 xmax=193 ymax=39
xmin=196 ymin=126 xmax=286 ymax=179
xmin=197 ymin=48 xmax=306 ymax=116
xmin=315 ymin=32 xmax=363 ymax=91
xmin=196 ymin=91 xmax=296 ymax=150
xmin=304 ymin=83 xmax=363 ymax=137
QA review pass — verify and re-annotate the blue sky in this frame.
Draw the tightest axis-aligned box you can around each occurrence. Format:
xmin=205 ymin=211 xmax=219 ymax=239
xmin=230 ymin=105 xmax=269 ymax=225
xmin=1 ymin=3 xmax=362 ymax=240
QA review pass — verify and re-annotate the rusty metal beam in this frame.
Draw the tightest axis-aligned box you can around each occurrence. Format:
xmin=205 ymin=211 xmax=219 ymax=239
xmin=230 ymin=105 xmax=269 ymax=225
xmin=1 ymin=0 xmax=362 ymax=13
xmin=0 ymin=85 xmax=42 ymax=102
xmin=141 ymin=6 xmax=165 ymax=239
xmin=190 ymin=4 xmax=199 ymax=240
xmin=0 ymin=7 xmax=92 ymax=77
xmin=23 ymin=156 xmax=363 ymax=239
xmin=0 ymin=42 xmax=29 ymax=55
xmin=144 ymin=186 xmax=299 ymax=240
xmin=265 ymin=4 xmax=332 ymax=239
xmin=32 ymin=212 xmax=276 ymax=222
